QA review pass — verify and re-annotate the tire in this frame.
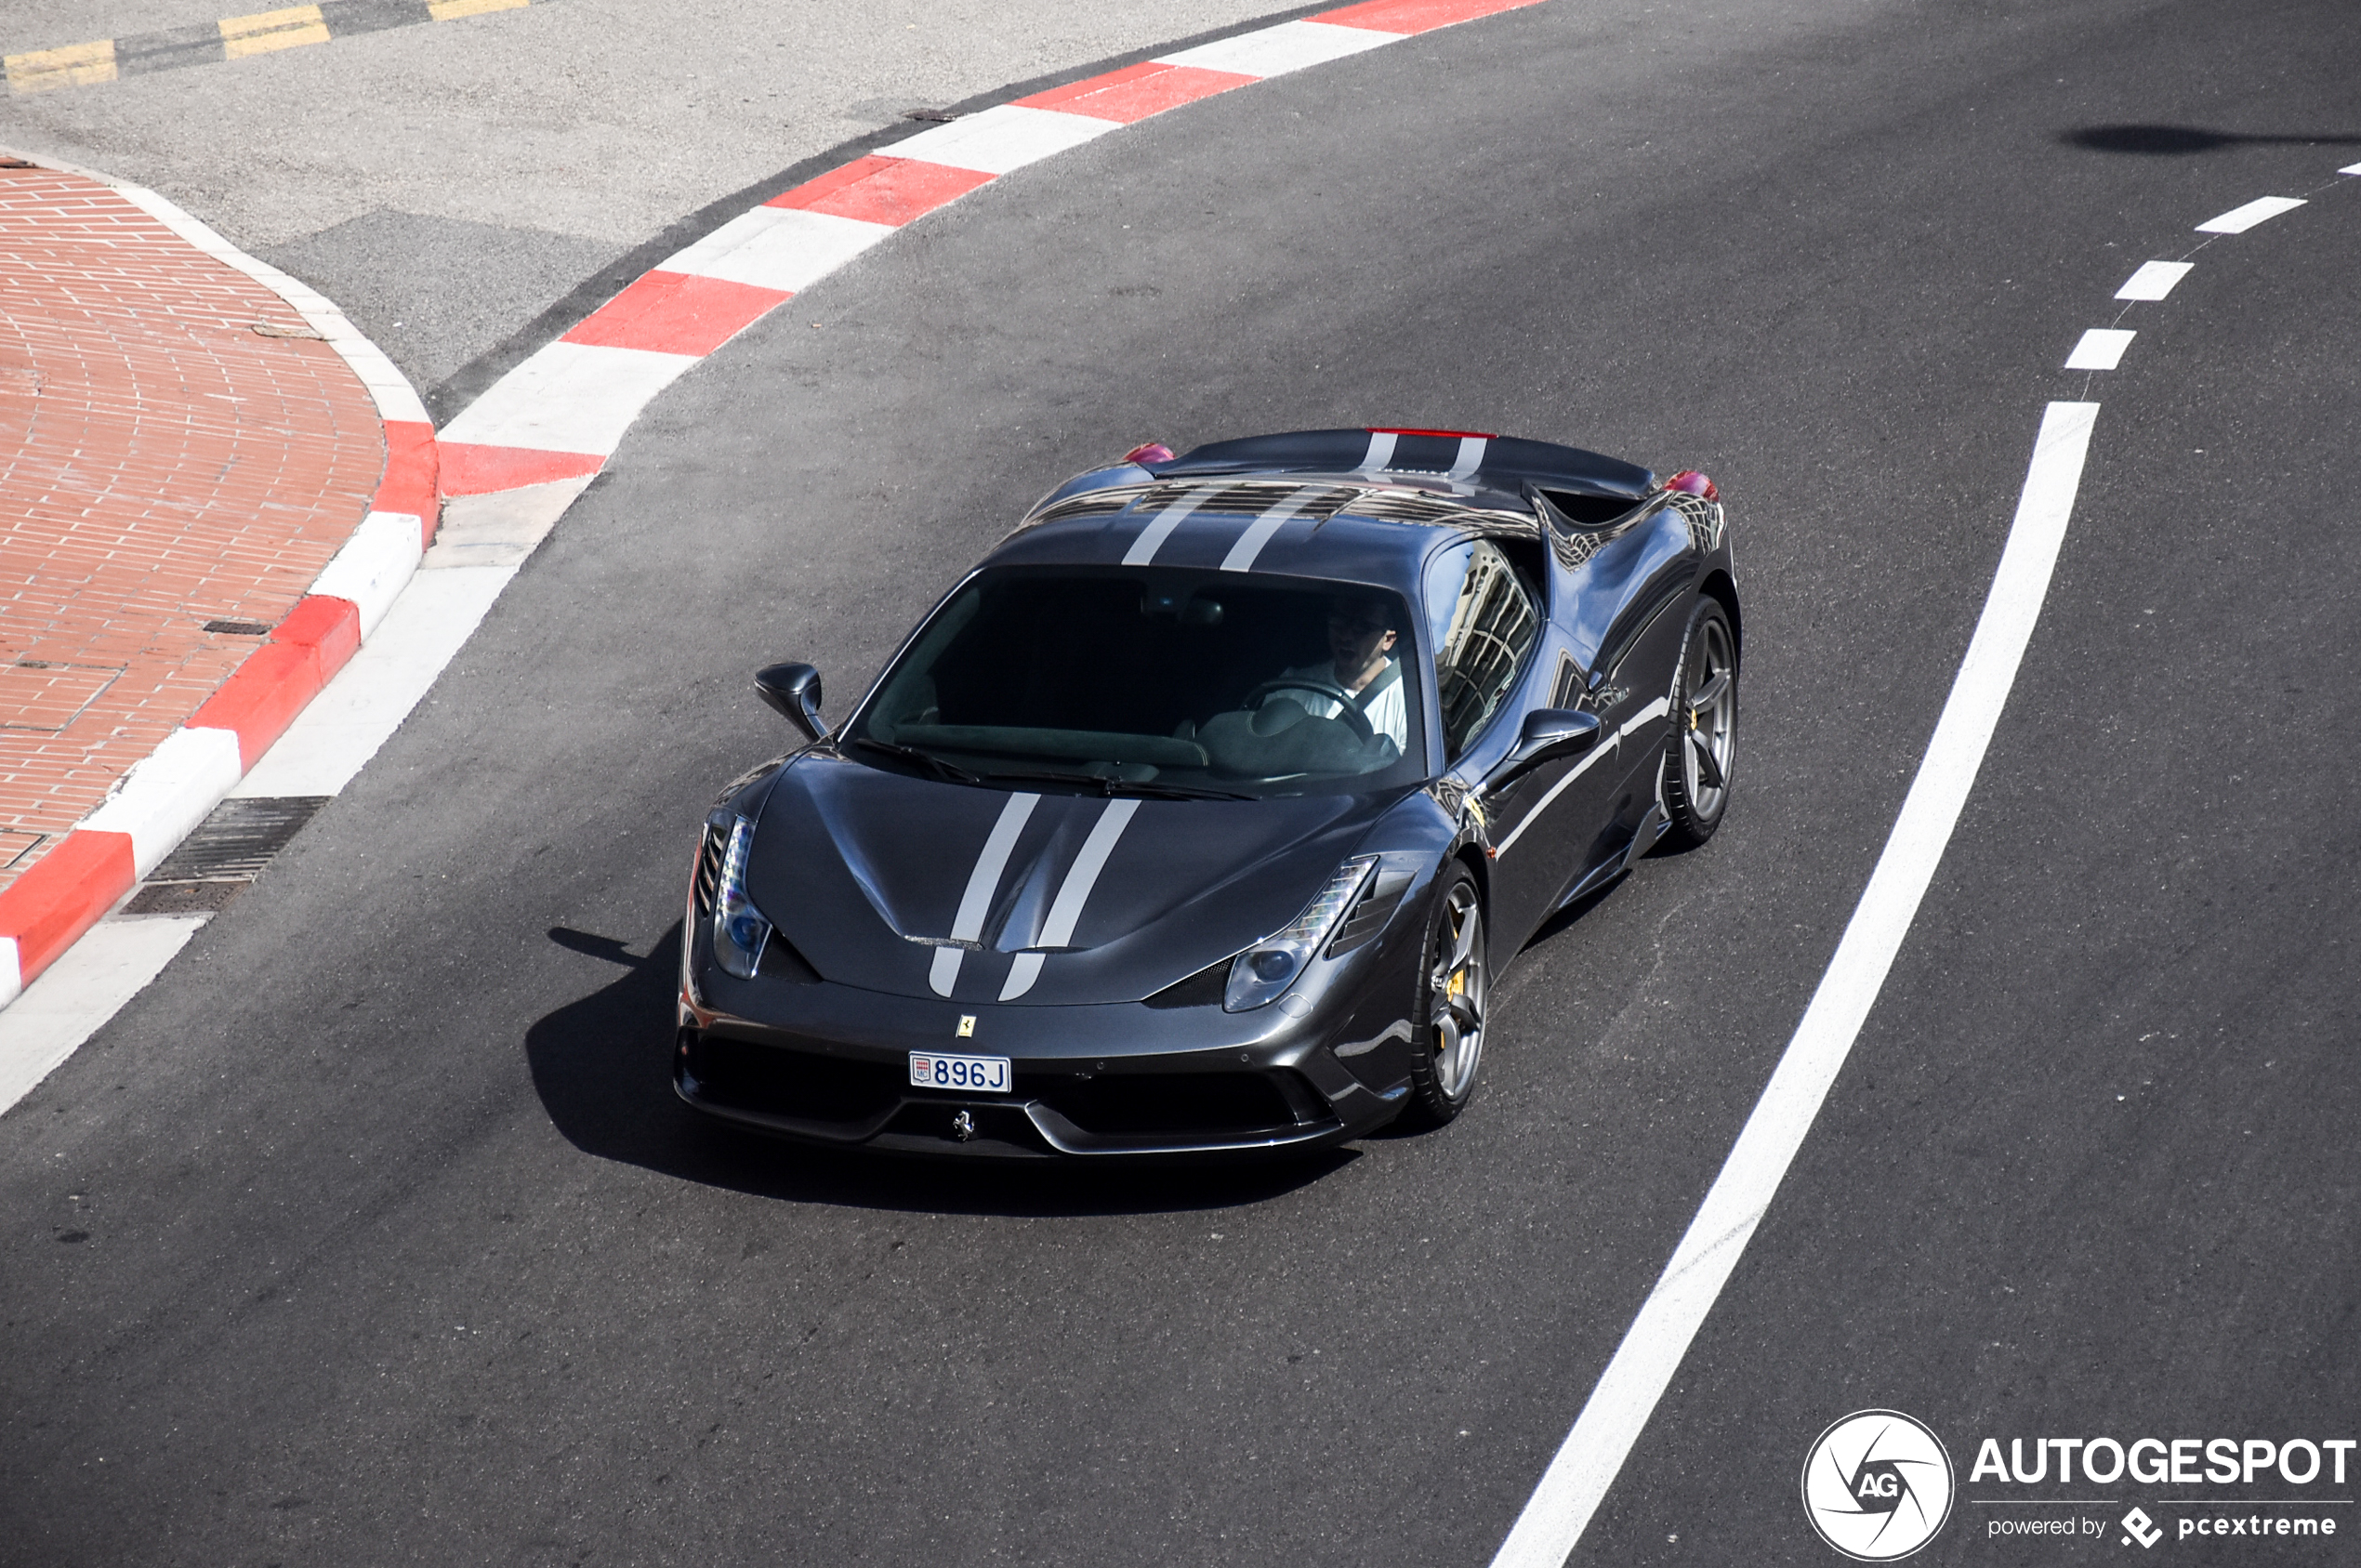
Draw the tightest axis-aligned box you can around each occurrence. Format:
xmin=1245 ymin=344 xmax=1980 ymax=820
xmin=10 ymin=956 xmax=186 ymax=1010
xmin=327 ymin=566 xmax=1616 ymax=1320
xmin=1659 ymin=598 xmax=1738 ymax=850
xmin=1400 ymin=864 xmax=1488 ymax=1129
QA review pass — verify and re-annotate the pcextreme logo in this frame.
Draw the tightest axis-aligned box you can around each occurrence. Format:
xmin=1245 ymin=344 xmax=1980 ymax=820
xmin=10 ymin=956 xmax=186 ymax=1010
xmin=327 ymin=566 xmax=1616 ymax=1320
xmin=1802 ymin=1409 xmax=1958 ymax=1561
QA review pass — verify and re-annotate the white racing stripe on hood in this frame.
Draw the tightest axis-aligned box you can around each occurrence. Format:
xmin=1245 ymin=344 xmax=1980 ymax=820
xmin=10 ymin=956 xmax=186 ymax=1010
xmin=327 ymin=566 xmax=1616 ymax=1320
xmin=1447 ymin=436 xmax=1488 ymax=480
xmin=929 ymin=792 xmax=1040 ymax=997
xmin=1219 ymin=490 xmax=1323 ymax=573
xmin=998 ymin=797 xmax=1141 ymax=1001
xmin=1357 ymin=430 xmax=1398 ymax=473
xmin=1120 ymin=486 xmax=1219 ymax=566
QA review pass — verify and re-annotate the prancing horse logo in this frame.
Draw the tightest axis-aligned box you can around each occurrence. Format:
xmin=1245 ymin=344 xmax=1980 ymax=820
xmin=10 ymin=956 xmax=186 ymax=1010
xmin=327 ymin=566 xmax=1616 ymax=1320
xmin=956 ymin=1015 xmax=977 ymax=1037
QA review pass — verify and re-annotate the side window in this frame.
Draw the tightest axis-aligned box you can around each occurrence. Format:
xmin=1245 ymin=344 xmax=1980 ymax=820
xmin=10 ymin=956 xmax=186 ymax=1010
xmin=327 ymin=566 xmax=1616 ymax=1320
xmin=1425 ymin=538 xmax=1541 ymax=758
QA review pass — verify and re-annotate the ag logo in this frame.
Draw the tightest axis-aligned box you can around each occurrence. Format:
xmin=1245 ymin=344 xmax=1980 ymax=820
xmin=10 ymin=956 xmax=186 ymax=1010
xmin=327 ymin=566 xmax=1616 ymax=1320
xmin=1801 ymin=1409 xmax=1955 ymax=1561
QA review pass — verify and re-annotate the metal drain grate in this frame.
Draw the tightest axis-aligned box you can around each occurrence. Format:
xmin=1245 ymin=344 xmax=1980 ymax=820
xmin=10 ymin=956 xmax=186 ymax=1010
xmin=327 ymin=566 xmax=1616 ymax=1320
xmin=146 ymin=796 xmax=330 ymax=882
xmin=125 ymin=880 xmax=246 ymax=916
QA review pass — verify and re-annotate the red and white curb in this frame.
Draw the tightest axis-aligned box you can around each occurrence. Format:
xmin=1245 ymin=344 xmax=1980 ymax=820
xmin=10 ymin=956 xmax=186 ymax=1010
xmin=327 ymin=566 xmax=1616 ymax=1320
xmin=436 ymin=0 xmax=1548 ymax=494
xmin=0 ymin=177 xmax=438 ymax=1010
xmin=0 ymin=0 xmax=1544 ymax=1086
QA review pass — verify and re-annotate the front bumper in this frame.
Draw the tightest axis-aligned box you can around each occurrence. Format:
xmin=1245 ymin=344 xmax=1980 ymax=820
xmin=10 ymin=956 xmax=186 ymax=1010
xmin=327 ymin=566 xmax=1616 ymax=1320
xmin=676 ymin=958 xmax=1414 ymax=1159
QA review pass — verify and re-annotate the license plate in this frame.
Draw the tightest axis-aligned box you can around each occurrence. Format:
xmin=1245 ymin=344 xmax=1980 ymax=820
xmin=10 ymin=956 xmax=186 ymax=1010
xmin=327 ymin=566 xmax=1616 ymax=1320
xmin=908 ymin=1051 xmax=1012 ymax=1094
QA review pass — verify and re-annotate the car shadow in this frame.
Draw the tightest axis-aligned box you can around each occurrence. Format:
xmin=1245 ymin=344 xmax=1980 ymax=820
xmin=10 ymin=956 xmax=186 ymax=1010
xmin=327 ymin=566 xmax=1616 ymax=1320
xmin=1521 ymin=873 xmax=1628 ymax=955
xmin=524 ymin=923 xmax=1355 ymax=1216
xmin=2060 ymin=124 xmax=2361 ymax=155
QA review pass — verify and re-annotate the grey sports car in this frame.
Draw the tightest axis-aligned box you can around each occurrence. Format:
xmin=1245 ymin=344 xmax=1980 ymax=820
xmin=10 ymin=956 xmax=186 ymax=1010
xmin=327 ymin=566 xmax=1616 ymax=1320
xmin=676 ymin=428 xmax=1739 ymax=1157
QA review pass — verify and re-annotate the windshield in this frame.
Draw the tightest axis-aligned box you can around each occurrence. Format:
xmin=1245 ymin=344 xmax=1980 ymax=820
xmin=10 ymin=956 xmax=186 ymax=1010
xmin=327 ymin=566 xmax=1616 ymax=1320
xmin=849 ymin=567 xmax=1428 ymax=797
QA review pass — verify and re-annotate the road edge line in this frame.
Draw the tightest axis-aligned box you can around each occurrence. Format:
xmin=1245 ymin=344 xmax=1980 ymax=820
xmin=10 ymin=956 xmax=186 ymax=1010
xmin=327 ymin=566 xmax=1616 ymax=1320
xmin=1486 ymin=401 xmax=2101 ymax=1568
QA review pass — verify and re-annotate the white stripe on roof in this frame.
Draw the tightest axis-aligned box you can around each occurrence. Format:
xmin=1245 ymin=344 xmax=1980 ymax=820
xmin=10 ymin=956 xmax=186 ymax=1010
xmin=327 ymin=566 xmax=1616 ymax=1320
xmin=1121 ymin=486 xmax=1220 ymax=566
xmin=1219 ymin=489 xmax=1323 ymax=573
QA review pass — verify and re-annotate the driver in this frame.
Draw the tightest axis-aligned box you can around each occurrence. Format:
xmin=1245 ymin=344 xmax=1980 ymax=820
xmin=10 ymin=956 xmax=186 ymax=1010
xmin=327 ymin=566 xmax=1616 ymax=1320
xmin=1277 ymin=593 xmax=1409 ymax=753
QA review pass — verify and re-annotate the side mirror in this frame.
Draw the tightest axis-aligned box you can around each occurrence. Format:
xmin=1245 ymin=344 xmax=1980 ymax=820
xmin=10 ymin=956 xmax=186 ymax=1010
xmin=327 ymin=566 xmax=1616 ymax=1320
xmin=755 ymin=663 xmax=828 ymax=744
xmin=1489 ymin=707 xmax=1601 ymax=789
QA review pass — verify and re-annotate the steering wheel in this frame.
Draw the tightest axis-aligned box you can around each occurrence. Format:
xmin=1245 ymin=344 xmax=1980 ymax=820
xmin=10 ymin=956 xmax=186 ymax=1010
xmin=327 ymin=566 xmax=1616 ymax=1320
xmin=1241 ymin=678 xmax=1377 ymax=743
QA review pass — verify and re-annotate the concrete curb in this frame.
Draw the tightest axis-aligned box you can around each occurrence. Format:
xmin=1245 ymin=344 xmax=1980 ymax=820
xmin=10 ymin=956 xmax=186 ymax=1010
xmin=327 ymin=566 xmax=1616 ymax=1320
xmin=0 ymin=177 xmax=439 ymax=1005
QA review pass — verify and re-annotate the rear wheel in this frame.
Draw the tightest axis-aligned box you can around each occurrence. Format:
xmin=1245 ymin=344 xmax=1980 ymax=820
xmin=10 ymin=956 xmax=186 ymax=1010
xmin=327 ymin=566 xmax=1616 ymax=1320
xmin=1401 ymin=865 xmax=1487 ymax=1128
xmin=1660 ymin=599 xmax=1737 ymax=850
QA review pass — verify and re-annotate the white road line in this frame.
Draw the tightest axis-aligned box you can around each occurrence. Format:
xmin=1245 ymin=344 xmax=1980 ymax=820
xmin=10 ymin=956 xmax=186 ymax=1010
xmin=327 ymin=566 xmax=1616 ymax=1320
xmin=1486 ymin=401 xmax=2100 ymax=1568
xmin=2064 ymin=328 xmax=2135 ymax=371
xmin=0 ymin=916 xmax=208 ymax=1114
xmin=2196 ymin=195 xmax=2304 ymax=234
xmin=2342 ymin=163 xmax=2361 ymax=177
xmin=999 ymin=797 xmax=1140 ymax=1000
xmin=2115 ymin=260 xmax=2192 ymax=301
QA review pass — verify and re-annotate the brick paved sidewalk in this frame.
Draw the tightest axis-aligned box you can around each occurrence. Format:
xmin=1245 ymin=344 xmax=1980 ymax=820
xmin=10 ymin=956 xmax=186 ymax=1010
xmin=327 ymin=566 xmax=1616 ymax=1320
xmin=0 ymin=164 xmax=388 ymax=900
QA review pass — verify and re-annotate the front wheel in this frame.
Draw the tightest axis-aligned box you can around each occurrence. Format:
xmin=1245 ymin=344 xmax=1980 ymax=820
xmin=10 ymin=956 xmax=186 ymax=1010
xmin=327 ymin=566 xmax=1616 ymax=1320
xmin=1400 ymin=865 xmax=1487 ymax=1129
xmin=1659 ymin=599 xmax=1737 ymax=850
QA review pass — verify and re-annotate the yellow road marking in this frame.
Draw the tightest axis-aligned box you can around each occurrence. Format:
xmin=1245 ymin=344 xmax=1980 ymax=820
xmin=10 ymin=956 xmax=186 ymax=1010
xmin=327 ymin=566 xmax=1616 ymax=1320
xmin=5 ymin=39 xmax=117 ymax=92
xmin=218 ymin=5 xmax=328 ymax=57
xmin=7 ymin=0 xmax=530 ymax=93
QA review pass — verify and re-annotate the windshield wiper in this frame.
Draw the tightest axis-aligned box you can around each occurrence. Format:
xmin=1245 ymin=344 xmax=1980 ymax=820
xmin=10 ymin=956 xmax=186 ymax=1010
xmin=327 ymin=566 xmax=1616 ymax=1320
xmin=846 ymin=736 xmax=979 ymax=784
xmin=1100 ymin=779 xmax=1257 ymax=801
xmin=982 ymin=770 xmax=1254 ymax=801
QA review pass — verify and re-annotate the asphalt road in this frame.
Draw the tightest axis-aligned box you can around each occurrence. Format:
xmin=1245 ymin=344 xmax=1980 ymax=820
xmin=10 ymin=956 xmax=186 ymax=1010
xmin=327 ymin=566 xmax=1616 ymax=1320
xmin=7 ymin=0 xmax=2361 ymax=1564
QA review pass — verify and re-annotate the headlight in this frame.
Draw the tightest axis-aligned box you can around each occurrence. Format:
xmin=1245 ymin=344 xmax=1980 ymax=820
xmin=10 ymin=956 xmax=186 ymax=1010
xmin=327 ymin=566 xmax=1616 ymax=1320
xmin=712 ymin=816 xmax=772 ymax=979
xmin=1225 ymin=856 xmax=1378 ymax=1011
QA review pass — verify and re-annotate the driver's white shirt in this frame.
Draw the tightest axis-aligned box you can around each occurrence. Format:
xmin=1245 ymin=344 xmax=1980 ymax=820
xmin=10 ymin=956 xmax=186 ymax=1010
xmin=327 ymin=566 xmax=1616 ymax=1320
xmin=1279 ymin=657 xmax=1408 ymax=752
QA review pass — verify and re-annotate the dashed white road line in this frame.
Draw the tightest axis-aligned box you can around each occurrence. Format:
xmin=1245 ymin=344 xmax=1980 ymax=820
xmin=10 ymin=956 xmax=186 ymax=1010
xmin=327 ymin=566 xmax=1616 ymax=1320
xmin=1486 ymin=401 xmax=2101 ymax=1568
xmin=2196 ymin=194 xmax=2305 ymax=233
xmin=2064 ymin=327 xmax=2136 ymax=370
xmin=1488 ymin=164 xmax=2360 ymax=1562
xmin=2116 ymin=259 xmax=2192 ymax=300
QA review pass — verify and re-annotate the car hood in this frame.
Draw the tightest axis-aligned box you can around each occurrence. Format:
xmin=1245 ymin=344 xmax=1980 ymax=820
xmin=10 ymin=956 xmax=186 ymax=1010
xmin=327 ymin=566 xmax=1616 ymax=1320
xmin=747 ymin=752 xmax=1390 ymax=1006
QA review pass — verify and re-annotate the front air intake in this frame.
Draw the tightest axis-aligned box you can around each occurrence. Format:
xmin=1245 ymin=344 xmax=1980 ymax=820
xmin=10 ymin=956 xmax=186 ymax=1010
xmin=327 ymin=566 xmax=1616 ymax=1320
xmin=1326 ymin=870 xmax=1411 ymax=958
xmin=693 ymin=821 xmax=728 ymax=916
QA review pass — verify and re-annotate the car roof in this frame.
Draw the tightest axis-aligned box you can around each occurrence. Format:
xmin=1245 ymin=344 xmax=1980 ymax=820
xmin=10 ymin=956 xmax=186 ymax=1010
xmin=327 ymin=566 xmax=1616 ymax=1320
xmin=986 ymin=428 xmax=1659 ymax=595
